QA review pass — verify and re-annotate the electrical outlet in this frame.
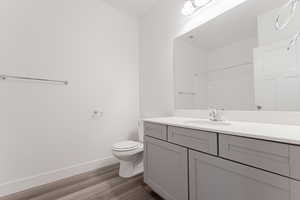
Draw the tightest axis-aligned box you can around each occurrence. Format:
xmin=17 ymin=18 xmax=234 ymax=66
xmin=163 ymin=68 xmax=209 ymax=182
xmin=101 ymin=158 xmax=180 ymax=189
xmin=92 ymin=109 xmax=103 ymax=119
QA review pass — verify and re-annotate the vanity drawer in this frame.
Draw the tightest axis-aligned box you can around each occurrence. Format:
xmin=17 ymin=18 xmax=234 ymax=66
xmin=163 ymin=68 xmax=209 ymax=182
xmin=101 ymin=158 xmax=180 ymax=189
xmin=219 ymin=134 xmax=290 ymax=177
xmin=168 ymin=126 xmax=218 ymax=155
xmin=144 ymin=122 xmax=167 ymax=140
xmin=290 ymin=145 xmax=300 ymax=180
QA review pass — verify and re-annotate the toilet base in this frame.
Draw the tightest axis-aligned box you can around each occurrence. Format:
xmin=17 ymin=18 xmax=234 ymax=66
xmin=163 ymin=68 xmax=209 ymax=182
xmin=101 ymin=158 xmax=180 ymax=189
xmin=119 ymin=158 xmax=144 ymax=178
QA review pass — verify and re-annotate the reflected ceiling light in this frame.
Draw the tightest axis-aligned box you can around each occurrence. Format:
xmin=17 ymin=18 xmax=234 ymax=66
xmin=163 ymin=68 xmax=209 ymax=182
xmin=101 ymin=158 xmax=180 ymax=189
xmin=275 ymin=0 xmax=300 ymax=50
xmin=275 ymin=0 xmax=299 ymax=30
xmin=194 ymin=0 xmax=212 ymax=7
xmin=181 ymin=0 xmax=213 ymax=16
xmin=182 ymin=1 xmax=196 ymax=16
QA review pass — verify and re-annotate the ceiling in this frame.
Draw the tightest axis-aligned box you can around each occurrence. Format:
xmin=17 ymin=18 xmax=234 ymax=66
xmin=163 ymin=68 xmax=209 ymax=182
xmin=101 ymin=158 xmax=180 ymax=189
xmin=104 ymin=0 xmax=159 ymax=17
xmin=179 ymin=0 xmax=287 ymax=50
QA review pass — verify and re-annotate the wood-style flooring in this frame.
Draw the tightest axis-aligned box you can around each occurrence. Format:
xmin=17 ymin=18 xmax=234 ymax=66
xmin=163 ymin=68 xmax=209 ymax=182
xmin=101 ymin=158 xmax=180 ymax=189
xmin=1 ymin=165 xmax=163 ymax=200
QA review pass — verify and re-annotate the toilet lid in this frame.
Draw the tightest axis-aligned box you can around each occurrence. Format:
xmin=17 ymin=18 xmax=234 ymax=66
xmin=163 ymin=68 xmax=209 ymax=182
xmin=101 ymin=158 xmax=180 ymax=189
xmin=112 ymin=141 xmax=140 ymax=151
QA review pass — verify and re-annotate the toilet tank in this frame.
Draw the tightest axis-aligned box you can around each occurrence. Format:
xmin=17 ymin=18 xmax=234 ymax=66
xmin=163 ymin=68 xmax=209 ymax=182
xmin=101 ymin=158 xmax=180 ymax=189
xmin=138 ymin=120 xmax=144 ymax=142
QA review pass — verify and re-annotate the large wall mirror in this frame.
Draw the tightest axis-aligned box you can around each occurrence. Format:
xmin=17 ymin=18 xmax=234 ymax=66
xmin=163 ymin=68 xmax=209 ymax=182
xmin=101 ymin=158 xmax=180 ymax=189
xmin=174 ymin=0 xmax=300 ymax=111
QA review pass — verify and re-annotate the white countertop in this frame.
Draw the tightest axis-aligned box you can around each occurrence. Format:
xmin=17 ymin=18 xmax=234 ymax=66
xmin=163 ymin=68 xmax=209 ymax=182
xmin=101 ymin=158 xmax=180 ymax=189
xmin=143 ymin=117 xmax=300 ymax=145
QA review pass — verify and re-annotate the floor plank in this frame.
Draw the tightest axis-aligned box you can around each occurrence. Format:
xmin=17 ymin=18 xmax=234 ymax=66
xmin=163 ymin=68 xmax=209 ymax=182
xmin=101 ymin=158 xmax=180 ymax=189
xmin=1 ymin=165 xmax=163 ymax=200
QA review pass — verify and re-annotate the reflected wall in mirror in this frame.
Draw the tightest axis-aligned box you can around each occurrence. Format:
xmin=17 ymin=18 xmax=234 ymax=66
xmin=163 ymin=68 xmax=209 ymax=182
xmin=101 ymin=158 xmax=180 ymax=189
xmin=174 ymin=0 xmax=300 ymax=111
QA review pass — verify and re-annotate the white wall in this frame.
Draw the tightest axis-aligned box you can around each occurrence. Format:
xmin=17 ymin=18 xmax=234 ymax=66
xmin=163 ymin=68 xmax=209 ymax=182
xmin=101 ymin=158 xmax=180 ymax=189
xmin=0 ymin=0 xmax=139 ymax=196
xmin=140 ymin=0 xmax=300 ymax=125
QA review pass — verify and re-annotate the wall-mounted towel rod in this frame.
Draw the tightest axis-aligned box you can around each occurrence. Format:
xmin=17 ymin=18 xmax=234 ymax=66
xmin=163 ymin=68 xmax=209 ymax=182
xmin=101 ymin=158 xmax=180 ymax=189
xmin=207 ymin=62 xmax=253 ymax=73
xmin=0 ymin=74 xmax=68 ymax=85
xmin=178 ymin=92 xmax=196 ymax=95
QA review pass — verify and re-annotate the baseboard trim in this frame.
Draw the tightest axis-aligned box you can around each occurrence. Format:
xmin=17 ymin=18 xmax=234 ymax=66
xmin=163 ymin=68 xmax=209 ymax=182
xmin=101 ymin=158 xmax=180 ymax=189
xmin=0 ymin=156 xmax=118 ymax=197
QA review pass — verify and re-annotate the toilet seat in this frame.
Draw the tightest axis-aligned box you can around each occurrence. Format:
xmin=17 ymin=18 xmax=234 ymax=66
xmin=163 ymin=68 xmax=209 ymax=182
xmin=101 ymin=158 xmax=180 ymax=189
xmin=112 ymin=141 xmax=141 ymax=151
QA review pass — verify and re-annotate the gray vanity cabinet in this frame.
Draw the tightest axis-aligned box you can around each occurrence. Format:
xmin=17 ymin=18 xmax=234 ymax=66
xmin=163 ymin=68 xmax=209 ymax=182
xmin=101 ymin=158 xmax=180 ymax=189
xmin=168 ymin=126 xmax=218 ymax=155
xmin=189 ymin=150 xmax=295 ymax=200
xmin=144 ymin=136 xmax=188 ymax=200
xmin=143 ymin=121 xmax=300 ymax=200
xmin=219 ymin=134 xmax=290 ymax=176
xmin=219 ymin=134 xmax=300 ymax=180
xmin=144 ymin=122 xmax=167 ymax=140
xmin=290 ymin=145 xmax=300 ymax=180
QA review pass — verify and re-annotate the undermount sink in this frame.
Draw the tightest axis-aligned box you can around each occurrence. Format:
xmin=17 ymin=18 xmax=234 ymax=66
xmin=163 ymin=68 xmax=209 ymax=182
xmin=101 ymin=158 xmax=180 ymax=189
xmin=184 ymin=119 xmax=231 ymax=126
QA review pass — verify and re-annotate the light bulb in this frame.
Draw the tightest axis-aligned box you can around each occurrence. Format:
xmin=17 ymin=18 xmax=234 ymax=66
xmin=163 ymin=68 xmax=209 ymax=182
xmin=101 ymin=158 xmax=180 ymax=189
xmin=182 ymin=1 xmax=196 ymax=16
xmin=275 ymin=0 xmax=298 ymax=30
xmin=194 ymin=0 xmax=212 ymax=7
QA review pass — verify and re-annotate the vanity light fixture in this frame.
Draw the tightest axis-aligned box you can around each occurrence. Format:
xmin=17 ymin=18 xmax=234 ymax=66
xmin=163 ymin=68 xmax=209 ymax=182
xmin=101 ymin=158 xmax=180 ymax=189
xmin=181 ymin=0 xmax=213 ymax=16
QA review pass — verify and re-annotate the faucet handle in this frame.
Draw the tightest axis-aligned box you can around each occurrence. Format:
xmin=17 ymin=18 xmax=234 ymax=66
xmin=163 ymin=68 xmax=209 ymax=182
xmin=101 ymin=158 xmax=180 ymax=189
xmin=209 ymin=109 xmax=217 ymax=121
xmin=209 ymin=108 xmax=224 ymax=121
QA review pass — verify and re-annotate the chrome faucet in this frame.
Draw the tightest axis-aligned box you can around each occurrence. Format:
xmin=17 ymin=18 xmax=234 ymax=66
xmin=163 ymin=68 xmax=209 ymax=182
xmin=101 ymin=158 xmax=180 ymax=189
xmin=209 ymin=109 xmax=223 ymax=122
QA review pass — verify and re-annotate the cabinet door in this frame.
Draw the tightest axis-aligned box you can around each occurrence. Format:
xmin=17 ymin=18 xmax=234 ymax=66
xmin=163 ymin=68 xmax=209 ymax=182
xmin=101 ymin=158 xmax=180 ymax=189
xmin=189 ymin=150 xmax=292 ymax=200
xmin=144 ymin=136 xmax=188 ymax=200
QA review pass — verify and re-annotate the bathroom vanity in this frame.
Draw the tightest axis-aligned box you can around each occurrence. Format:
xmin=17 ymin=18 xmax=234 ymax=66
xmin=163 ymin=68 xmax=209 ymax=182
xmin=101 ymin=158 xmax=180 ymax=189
xmin=143 ymin=117 xmax=300 ymax=200
xmin=151 ymin=0 xmax=300 ymax=199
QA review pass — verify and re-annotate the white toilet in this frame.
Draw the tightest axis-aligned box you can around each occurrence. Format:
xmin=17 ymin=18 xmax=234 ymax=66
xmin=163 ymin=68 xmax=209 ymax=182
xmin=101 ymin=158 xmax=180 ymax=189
xmin=112 ymin=122 xmax=144 ymax=178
